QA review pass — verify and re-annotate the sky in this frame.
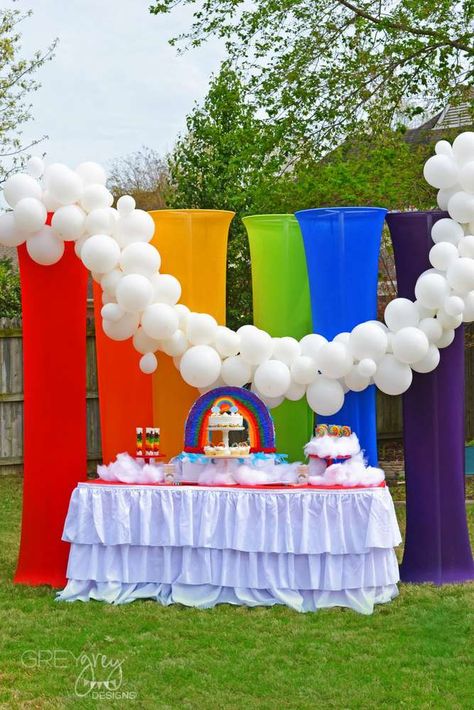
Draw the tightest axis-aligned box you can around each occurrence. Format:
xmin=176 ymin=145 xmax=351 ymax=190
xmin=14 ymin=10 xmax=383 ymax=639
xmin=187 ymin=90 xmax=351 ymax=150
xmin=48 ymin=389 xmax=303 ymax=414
xmin=13 ymin=0 xmax=224 ymax=170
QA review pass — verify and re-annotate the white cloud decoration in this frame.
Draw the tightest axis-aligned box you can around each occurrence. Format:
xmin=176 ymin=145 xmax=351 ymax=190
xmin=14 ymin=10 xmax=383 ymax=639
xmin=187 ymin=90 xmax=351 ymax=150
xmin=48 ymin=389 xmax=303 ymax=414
xmin=1 ymin=133 xmax=474 ymax=414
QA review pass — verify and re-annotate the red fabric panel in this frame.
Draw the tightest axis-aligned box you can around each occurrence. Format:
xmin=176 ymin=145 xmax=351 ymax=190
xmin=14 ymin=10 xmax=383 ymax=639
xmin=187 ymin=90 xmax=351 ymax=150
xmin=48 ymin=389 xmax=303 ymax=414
xmin=14 ymin=242 xmax=88 ymax=587
xmin=92 ymin=282 xmax=153 ymax=464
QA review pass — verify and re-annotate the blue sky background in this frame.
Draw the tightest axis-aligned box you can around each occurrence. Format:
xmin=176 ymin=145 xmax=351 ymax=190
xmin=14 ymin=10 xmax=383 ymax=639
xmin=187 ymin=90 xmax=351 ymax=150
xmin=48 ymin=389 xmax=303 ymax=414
xmin=14 ymin=0 xmax=224 ymax=169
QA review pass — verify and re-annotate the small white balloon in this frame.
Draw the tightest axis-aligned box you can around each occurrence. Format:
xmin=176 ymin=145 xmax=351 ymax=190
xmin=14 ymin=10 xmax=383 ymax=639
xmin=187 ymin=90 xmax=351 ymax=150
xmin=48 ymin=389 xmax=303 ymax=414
xmin=434 ymin=328 xmax=455 ymax=349
xmin=373 ymin=354 xmax=413 ymax=395
xmin=26 ymin=156 xmax=44 ymax=179
xmin=0 ymin=212 xmax=28 ymax=247
xmin=174 ymin=303 xmax=190 ymax=329
xmin=271 ymin=337 xmax=300 ymax=366
xmin=357 ymin=358 xmax=377 ymax=378
xmin=3 ymin=173 xmax=42 ymax=207
xmin=141 ymin=303 xmax=179 ymax=340
xmin=299 ymin=333 xmax=327 ymax=360
xmin=180 ymin=345 xmax=222 ymax=388
xmin=254 ymin=360 xmax=291 ymax=398
xmin=85 ymin=207 xmax=118 ymax=236
xmin=290 ymin=355 xmax=317 ymax=385
xmin=418 ymin=317 xmax=443 ymax=343
xmin=51 ymin=205 xmax=86 ymax=241
xmin=316 ymin=341 xmax=353 ymax=378
xmin=458 ymin=235 xmax=474 ymax=258
xmin=221 ymin=355 xmax=252 ymax=387
xmin=102 ymin=312 xmax=139 ymax=341
xmin=306 ymin=376 xmax=345 ymax=416
xmin=285 ymin=381 xmax=306 ymax=401
xmin=350 ymin=321 xmax=388 ymax=361
xmin=239 ymin=327 xmax=273 ymax=365
xmin=151 ymin=273 xmax=181 ymax=305
xmin=116 ymin=209 xmax=155 ymax=244
xmin=75 ymin=161 xmax=107 ymax=186
xmin=415 ymin=273 xmax=450 ymax=309
xmin=42 ymin=190 xmax=63 ymax=212
xmin=444 ymin=295 xmax=465 ymax=317
xmin=334 ymin=331 xmax=351 ymax=345
xmin=117 ymin=195 xmax=136 ymax=214
xmin=160 ymin=329 xmax=189 ymax=357
xmin=26 ymin=226 xmax=64 ymax=265
xmin=411 ymin=344 xmax=440 ymax=374
xmin=431 ymin=218 xmax=464 ymax=245
xmin=81 ymin=234 xmax=120 ymax=273
xmin=446 ymin=257 xmax=474 ymax=293
xmin=101 ymin=302 xmax=124 ymax=322
xmin=139 ymin=352 xmax=158 ymax=374
xmin=429 ymin=242 xmax=458 ymax=271
xmin=437 ymin=186 xmax=461 ymax=211
xmin=435 ymin=140 xmax=453 ymax=157
xmin=133 ymin=327 xmax=161 ymax=355
xmin=447 ymin=191 xmax=474 ymax=224
xmin=186 ymin=313 xmax=218 ymax=345
xmin=214 ymin=326 xmax=240 ymax=358
xmin=415 ymin=300 xmax=437 ymax=319
xmin=423 ymin=154 xmax=458 ymax=189
xmin=392 ymin=327 xmax=429 ymax=365
xmin=344 ymin=368 xmax=370 ymax=392
xmin=101 ymin=268 xmax=122 ymax=296
xmin=80 ymin=185 xmax=114 ymax=213
xmin=120 ymin=242 xmax=161 ymax=276
xmin=116 ymin=273 xmax=154 ymax=313
xmin=436 ymin=308 xmax=462 ymax=330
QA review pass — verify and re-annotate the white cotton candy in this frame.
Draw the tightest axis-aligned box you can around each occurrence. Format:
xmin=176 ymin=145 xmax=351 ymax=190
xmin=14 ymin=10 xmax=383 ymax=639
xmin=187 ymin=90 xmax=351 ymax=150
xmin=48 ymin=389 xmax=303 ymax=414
xmin=96 ymin=452 xmax=164 ymax=484
xmin=304 ymin=433 xmax=361 ymax=459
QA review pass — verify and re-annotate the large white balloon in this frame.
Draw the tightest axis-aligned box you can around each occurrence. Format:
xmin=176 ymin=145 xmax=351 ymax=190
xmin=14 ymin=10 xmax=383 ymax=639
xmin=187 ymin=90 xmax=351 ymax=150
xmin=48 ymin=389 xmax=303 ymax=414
xmin=160 ymin=329 xmax=189 ymax=357
xmin=116 ymin=274 xmax=154 ymax=313
xmin=254 ymin=360 xmax=291 ymax=398
xmin=80 ymin=185 xmax=114 ymax=213
xmin=452 ymin=132 xmax=474 ymax=165
xmin=141 ymin=303 xmax=179 ymax=340
xmin=186 ymin=313 xmax=218 ymax=345
xmin=285 ymin=381 xmax=306 ymax=401
xmin=444 ymin=295 xmax=465 ymax=317
xmin=423 ymin=154 xmax=458 ymax=188
xmin=418 ymin=317 xmax=443 ymax=343
xmin=46 ymin=164 xmax=83 ymax=204
xmin=384 ymin=298 xmax=419 ymax=331
xmin=3 ymin=173 xmax=42 ymax=207
xmin=458 ymin=235 xmax=474 ymax=258
xmin=431 ymin=218 xmax=464 ymax=245
xmin=459 ymin=161 xmax=474 ymax=193
xmin=75 ymin=161 xmax=107 ymax=186
xmin=214 ymin=326 xmax=240 ymax=358
xmin=306 ymin=376 xmax=344 ymax=416
xmin=271 ymin=337 xmax=300 ymax=366
xmin=411 ymin=344 xmax=440 ymax=374
xmin=344 ymin=368 xmax=370 ymax=392
xmin=299 ymin=333 xmax=327 ymax=360
xmin=350 ymin=321 xmax=388 ymax=360
xmin=133 ymin=327 xmax=161 ymax=355
xmin=429 ymin=242 xmax=458 ymax=271
xmin=116 ymin=210 xmax=155 ymax=244
xmin=239 ymin=327 xmax=273 ymax=365
xmin=447 ymin=191 xmax=474 ymax=223
xmin=391 ymin=326 xmax=429 ymax=364
xmin=120 ymin=242 xmax=161 ymax=276
xmin=373 ymin=355 xmax=412 ymax=395
xmin=221 ymin=355 xmax=252 ymax=387
xmin=414 ymin=273 xmax=450 ymax=309
xmin=51 ymin=205 xmax=86 ymax=241
xmin=26 ymin=226 xmax=65 ymax=265
xmin=81 ymin=234 xmax=120 ymax=273
xmin=316 ymin=341 xmax=353 ymax=378
xmin=85 ymin=207 xmax=118 ymax=236
xmin=434 ymin=328 xmax=455 ymax=349
xmin=151 ymin=273 xmax=181 ymax=305
xmin=13 ymin=197 xmax=47 ymax=233
xmin=102 ymin=312 xmax=139 ymax=341
xmin=446 ymin=257 xmax=474 ymax=293
xmin=0 ymin=212 xmax=28 ymax=247
xmin=180 ymin=345 xmax=222 ymax=388
xmin=290 ymin=355 xmax=317 ymax=385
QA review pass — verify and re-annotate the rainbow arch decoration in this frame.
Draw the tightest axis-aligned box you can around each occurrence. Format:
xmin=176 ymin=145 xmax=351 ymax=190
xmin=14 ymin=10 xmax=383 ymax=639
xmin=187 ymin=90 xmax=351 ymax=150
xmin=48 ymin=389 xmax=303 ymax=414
xmin=184 ymin=387 xmax=276 ymax=453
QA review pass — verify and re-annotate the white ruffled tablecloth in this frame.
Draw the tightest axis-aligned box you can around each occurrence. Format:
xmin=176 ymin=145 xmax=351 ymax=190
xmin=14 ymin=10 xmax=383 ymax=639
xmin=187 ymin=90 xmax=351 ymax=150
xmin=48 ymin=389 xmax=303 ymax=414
xmin=57 ymin=482 xmax=402 ymax=614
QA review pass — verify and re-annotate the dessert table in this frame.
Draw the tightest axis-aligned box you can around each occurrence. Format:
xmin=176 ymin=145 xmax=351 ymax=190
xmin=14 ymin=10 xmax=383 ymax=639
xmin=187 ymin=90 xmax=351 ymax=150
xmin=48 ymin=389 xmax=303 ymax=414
xmin=57 ymin=481 xmax=401 ymax=614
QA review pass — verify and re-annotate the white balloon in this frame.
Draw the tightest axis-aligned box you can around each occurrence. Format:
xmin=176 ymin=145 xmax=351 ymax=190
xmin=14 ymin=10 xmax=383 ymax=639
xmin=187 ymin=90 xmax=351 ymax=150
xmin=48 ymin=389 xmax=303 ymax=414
xmin=415 ymin=300 xmax=437 ymax=319
xmin=0 ymin=212 xmax=28 ymax=246
xmin=151 ymin=274 xmax=181 ymax=305
xmin=290 ymin=355 xmax=317 ymax=385
xmin=459 ymin=161 xmax=474 ymax=193
xmin=85 ymin=207 xmax=118 ymax=236
xmin=51 ymin=205 xmax=86 ymax=241
xmin=306 ymin=377 xmax=345 ymax=416
xmin=141 ymin=303 xmax=179 ymax=340
xmin=26 ymin=226 xmax=64 ymax=265
xmin=254 ymin=360 xmax=291 ymax=398
xmin=334 ymin=331 xmax=351 ymax=345
xmin=133 ymin=326 xmax=161 ymax=355
xmin=447 ymin=191 xmax=474 ymax=223
xmin=101 ymin=302 xmax=124 ymax=322
xmin=434 ymin=328 xmax=455 ymax=349
xmin=458 ymin=235 xmax=474 ymax=258
xmin=214 ymin=326 xmax=240 ymax=357
xmin=251 ymin=383 xmax=285 ymax=409
xmin=431 ymin=218 xmax=464 ymax=245
xmin=116 ymin=273 xmax=154 ymax=313
xmin=117 ymin=195 xmax=136 ymax=214
xmin=101 ymin=268 xmax=122 ymax=296
xmin=221 ymin=355 xmax=252 ymax=387
xmin=120 ymin=242 xmax=161 ymax=276
xmin=435 ymin=140 xmax=453 ymax=157
xmin=357 ymin=358 xmax=377 ymax=377
xmin=452 ymin=132 xmax=474 ymax=165
xmin=102 ymin=312 xmax=139 ymax=341
xmin=42 ymin=190 xmax=63 ymax=212
xmin=116 ymin=209 xmax=155 ymax=244
xmin=139 ymin=352 xmax=158 ymax=374
xmin=174 ymin=303 xmax=190 ymax=329
xmin=75 ymin=161 xmax=107 ymax=186
xmin=285 ymin=381 xmax=306 ymax=401
xmin=316 ymin=341 xmax=353 ymax=378
xmin=373 ymin=355 xmax=412 ymax=395
xmin=186 ymin=313 xmax=218 ymax=345
xmin=80 ymin=185 xmax=113 ymax=213
xmin=3 ymin=173 xmax=42 ymax=207
xmin=418 ymin=317 xmax=443 ymax=343
xmin=271 ymin=337 xmax=300 ymax=366
xmin=384 ymin=298 xmax=418 ymax=331
xmin=81 ymin=234 xmax=120 ymax=273
xmin=436 ymin=308 xmax=462 ymax=330
xmin=13 ymin=197 xmax=46 ymax=233
xmin=180 ymin=345 xmax=222 ymax=388
xmin=344 ymin=368 xmax=370 ymax=392
xmin=423 ymin=154 xmax=458 ymax=189
xmin=429 ymin=242 xmax=458 ymax=270
xmin=299 ymin=333 xmax=327 ymax=360
xmin=160 ymin=329 xmax=188 ymax=357
xmin=462 ymin=292 xmax=474 ymax=322
xmin=411 ymin=345 xmax=440 ymax=374
xmin=26 ymin=156 xmax=44 ymax=179
xmin=101 ymin=291 xmax=116 ymax=305
xmin=437 ymin=186 xmax=461 ymax=211
xmin=46 ymin=165 xmax=83 ymax=204
xmin=239 ymin=327 xmax=273 ymax=365
xmin=392 ymin=326 xmax=429 ymax=364
xmin=446 ymin=257 xmax=474 ymax=293
xmin=444 ymin=295 xmax=465 ymax=317
xmin=415 ymin=273 xmax=450 ymax=309
xmin=350 ymin=321 xmax=388 ymax=360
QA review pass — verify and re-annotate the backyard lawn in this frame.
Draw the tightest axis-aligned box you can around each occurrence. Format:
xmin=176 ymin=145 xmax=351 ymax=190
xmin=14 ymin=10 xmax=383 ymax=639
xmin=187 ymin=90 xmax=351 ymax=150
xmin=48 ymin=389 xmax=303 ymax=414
xmin=0 ymin=475 xmax=473 ymax=709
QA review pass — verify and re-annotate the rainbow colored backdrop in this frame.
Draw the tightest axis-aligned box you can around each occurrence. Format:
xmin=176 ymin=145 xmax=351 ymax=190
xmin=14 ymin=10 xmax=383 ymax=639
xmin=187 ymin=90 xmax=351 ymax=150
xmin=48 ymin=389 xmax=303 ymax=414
xmin=183 ymin=387 xmax=276 ymax=453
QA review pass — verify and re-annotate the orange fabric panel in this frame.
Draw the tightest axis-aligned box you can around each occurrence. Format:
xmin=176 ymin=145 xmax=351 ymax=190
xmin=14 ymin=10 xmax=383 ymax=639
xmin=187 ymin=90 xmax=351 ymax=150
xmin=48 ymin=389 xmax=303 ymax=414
xmin=150 ymin=210 xmax=234 ymax=458
xmin=93 ymin=282 xmax=153 ymax=464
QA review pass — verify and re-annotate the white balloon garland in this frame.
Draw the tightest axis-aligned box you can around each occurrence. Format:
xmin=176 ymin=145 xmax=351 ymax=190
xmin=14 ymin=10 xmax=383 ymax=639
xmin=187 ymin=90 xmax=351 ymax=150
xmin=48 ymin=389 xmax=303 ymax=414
xmin=1 ymin=132 xmax=474 ymax=414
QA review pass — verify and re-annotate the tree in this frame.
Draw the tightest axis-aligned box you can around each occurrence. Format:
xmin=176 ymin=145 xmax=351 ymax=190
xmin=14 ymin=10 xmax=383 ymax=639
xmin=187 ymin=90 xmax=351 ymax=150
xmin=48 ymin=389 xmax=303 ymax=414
xmin=0 ymin=257 xmax=21 ymax=318
xmin=167 ymin=63 xmax=282 ymax=329
xmin=0 ymin=8 xmax=56 ymax=182
xmin=108 ymin=146 xmax=171 ymax=211
xmin=151 ymin=0 xmax=473 ymax=167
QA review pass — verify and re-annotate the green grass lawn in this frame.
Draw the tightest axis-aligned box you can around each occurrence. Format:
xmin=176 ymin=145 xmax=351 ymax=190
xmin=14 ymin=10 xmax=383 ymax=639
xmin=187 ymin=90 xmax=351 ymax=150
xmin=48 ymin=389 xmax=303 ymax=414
xmin=0 ymin=476 xmax=473 ymax=709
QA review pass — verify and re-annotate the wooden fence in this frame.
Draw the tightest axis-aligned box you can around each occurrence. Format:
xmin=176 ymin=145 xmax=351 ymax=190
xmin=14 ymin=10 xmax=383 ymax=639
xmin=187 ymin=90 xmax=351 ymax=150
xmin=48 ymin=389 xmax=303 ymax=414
xmin=1 ymin=318 xmax=473 ymax=474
